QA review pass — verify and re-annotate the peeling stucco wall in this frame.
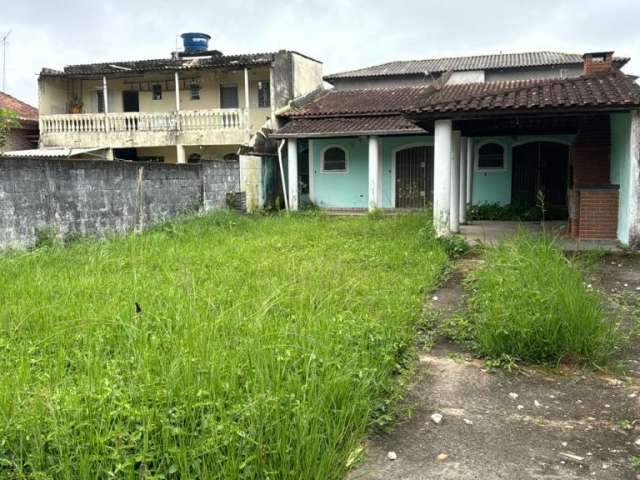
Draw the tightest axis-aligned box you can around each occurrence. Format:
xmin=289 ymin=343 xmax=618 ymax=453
xmin=0 ymin=158 xmax=239 ymax=249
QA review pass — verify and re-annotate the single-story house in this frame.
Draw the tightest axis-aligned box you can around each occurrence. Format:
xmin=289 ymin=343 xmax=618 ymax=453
xmin=272 ymin=51 xmax=640 ymax=247
xmin=0 ymin=91 xmax=39 ymax=152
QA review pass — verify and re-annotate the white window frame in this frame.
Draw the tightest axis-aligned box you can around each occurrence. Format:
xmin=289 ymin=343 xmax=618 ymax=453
xmin=475 ymin=140 xmax=507 ymax=172
xmin=320 ymin=145 xmax=349 ymax=174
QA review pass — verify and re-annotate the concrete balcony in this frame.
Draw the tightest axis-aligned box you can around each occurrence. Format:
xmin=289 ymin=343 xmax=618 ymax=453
xmin=40 ymin=109 xmax=250 ymax=148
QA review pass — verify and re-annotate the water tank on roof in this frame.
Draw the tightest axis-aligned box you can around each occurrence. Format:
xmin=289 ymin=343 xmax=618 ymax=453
xmin=181 ymin=32 xmax=211 ymax=53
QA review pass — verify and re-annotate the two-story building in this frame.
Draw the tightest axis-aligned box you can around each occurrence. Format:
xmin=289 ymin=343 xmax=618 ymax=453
xmin=38 ymin=33 xmax=322 ymax=164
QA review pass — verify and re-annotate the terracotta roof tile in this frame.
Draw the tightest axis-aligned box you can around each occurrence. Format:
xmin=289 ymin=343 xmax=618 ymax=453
xmin=284 ymin=85 xmax=434 ymax=117
xmin=0 ymin=91 xmax=38 ymax=121
xmin=406 ymin=71 xmax=640 ymax=115
xmin=272 ymin=116 xmax=422 ymax=138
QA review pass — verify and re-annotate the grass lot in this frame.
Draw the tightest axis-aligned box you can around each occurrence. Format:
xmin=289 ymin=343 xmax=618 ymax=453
xmin=0 ymin=212 xmax=447 ymax=479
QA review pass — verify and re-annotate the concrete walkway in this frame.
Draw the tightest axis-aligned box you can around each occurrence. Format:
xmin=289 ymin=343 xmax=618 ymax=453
xmin=349 ymin=256 xmax=640 ymax=480
xmin=460 ymin=221 xmax=621 ymax=251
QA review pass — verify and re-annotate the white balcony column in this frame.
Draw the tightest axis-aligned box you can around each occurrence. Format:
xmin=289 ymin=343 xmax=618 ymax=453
xmin=287 ymin=138 xmax=299 ymax=211
xmin=102 ymin=76 xmax=109 ymax=114
xmin=450 ymin=130 xmax=461 ymax=233
xmin=459 ymin=136 xmax=467 ymax=224
xmin=466 ymin=137 xmax=473 ymax=204
xmin=433 ymin=120 xmax=452 ymax=235
xmin=368 ymin=135 xmax=382 ymax=211
xmin=176 ymin=144 xmax=186 ymax=164
xmin=174 ymin=71 xmax=180 ymax=111
xmin=244 ymin=67 xmax=251 ymax=130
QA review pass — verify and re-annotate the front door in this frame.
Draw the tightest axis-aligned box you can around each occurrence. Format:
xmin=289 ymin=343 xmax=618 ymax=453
xmin=512 ymin=142 xmax=569 ymax=207
xmin=122 ymin=91 xmax=139 ymax=112
xmin=395 ymin=146 xmax=434 ymax=208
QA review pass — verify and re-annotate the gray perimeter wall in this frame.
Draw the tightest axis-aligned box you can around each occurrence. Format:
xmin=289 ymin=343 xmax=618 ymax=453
xmin=0 ymin=158 xmax=240 ymax=249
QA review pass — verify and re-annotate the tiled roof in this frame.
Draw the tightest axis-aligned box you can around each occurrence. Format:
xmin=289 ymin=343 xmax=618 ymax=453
xmin=0 ymin=91 xmax=38 ymax=121
xmin=325 ymin=51 xmax=630 ymax=82
xmin=272 ymin=116 xmax=422 ymax=138
xmin=285 ymin=86 xmax=434 ymax=117
xmin=405 ymin=71 xmax=640 ymax=115
xmin=41 ymin=52 xmax=277 ymax=76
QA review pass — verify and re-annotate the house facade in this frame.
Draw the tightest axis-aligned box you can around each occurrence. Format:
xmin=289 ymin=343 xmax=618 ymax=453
xmin=0 ymin=91 xmax=39 ymax=153
xmin=37 ymin=33 xmax=322 ymax=165
xmin=273 ymin=51 xmax=640 ymax=247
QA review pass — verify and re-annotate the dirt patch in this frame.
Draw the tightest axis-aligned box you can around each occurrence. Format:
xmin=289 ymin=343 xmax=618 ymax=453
xmin=349 ymin=255 xmax=640 ymax=480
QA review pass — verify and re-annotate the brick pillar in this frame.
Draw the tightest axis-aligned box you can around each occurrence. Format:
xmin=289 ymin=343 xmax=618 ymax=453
xmin=577 ymin=188 xmax=619 ymax=240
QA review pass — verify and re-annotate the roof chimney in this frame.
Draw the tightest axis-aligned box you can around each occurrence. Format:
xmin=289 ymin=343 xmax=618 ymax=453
xmin=583 ymin=51 xmax=614 ymax=76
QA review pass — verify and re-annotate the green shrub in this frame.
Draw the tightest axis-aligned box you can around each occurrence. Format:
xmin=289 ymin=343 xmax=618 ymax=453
xmin=465 ymin=233 xmax=618 ymax=365
xmin=467 ymin=202 xmax=568 ymax=222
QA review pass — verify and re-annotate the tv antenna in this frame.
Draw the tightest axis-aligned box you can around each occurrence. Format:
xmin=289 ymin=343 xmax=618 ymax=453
xmin=1 ymin=30 xmax=11 ymax=92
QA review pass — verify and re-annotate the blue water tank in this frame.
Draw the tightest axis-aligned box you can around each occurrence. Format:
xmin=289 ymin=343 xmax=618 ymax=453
xmin=181 ymin=32 xmax=211 ymax=53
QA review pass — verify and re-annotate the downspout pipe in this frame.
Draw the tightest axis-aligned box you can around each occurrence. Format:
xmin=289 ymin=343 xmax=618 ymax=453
xmin=277 ymin=139 xmax=290 ymax=212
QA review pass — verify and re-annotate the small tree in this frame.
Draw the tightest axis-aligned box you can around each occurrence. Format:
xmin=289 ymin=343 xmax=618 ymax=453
xmin=0 ymin=108 xmax=19 ymax=148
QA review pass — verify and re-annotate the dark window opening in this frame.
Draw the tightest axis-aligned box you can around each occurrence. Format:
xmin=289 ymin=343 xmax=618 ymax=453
xmin=478 ymin=142 xmax=505 ymax=169
xmin=223 ymin=153 xmax=239 ymax=161
xmin=96 ymin=91 xmax=105 ymax=113
xmin=220 ymin=85 xmax=239 ymax=109
xmin=152 ymin=84 xmax=162 ymax=100
xmin=258 ymin=81 xmax=271 ymax=108
xmin=188 ymin=153 xmax=202 ymax=164
xmin=322 ymin=147 xmax=347 ymax=172
xmin=299 ymin=147 xmax=309 ymax=194
xmin=137 ymin=156 xmax=164 ymax=163
xmin=190 ymin=84 xmax=200 ymax=101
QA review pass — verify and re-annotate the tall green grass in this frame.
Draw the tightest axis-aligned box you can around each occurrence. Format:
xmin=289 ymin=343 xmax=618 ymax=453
xmin=466 ymin=233 xmax=618 ymax=365
xmin=0 ymin=212 xmax=447 ymax=479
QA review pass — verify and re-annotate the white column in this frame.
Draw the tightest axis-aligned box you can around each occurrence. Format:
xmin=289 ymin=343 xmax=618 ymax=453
xmin=244 ymin=68 xmax=250 ymax=110
xmin=450 ymin=130 xmax=461 ymax=233
xmin=287 ymin=138 xmax=299 ymax=211
xmin=368 ymin=136 xmax=381 ymax=211
xmin=459 ymin=136 xmax=467 ymax=225
xmin=174 ymin=71 xmax=180 ymax=111
xmin=102 ymin=76 xmax=109 ymax=114
xmin=466 ymin=137 xmax=473 ymax=204
xmin=629 ymin=109 xmax=640 ymax=246
xmin=433 ymin=120 xmax=452 ymax=235
xmin=176 ymin=144 xmax=186 ymax=164
xmin=308 ymin=139 xmax=316 ymax=204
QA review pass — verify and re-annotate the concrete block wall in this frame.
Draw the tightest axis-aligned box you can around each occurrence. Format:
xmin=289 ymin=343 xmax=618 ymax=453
xmin=0 ymin=158 xmax=239 ymax=249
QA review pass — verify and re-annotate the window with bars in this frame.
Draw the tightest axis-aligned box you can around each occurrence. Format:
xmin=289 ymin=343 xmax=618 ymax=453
xmin=190 ymin=84 xmax=200 ymax=101
xmin=257 ymin=81 xmax=271 ymax=108
xmin=322 ymin=146 xmax=348 ymax=172
xmin=477 ymin=142 xmax=505 ymax=169
xmin=152 ymin=84 xmax=162 ymax=100
xmin=96 ymin=91 xmax=105 ymax=113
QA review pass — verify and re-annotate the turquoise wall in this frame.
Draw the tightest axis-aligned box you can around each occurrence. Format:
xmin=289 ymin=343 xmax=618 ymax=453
xmin=311 ymin=135 xmax=432 ymax=208
xmin=610 ymin=113 xmax=631 ymax=244
xmin=471 ymin=135 xmax=574 ymax=205
xmin=309 ymin=134 xmax=574 ymax=209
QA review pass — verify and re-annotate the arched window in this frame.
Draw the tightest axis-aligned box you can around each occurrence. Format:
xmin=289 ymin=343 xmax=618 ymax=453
xmin=321 ymin=146 xmax=348 ymax=172
xmin=477 ymin=142 xmax=505 ymax=169
xmin=188 ymin=153 xmax=201 ymax=164
xmin=223 ymin=153 xmax=239 ymax=161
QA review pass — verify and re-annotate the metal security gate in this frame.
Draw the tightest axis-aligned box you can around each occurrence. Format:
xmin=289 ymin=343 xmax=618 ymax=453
xmin=395 ymin=146 xmax=434 ymax=208
xmin=512 ymin=142 xmax=569 ymax=207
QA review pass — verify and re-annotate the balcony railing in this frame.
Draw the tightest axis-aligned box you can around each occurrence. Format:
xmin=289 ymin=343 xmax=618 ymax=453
xmin=40 ymin=109 xmax=246 ymax=135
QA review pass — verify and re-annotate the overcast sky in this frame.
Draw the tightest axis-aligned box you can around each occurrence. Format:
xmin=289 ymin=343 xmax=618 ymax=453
xmin=2 ymin=0 xmax=639 ymax=105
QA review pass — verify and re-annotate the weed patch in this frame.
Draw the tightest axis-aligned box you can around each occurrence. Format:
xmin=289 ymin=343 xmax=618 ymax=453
xmin=465 ymin=233 xmax=619 ymax=366
xmin=0 ymin=212 xmax=447 ymax=479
